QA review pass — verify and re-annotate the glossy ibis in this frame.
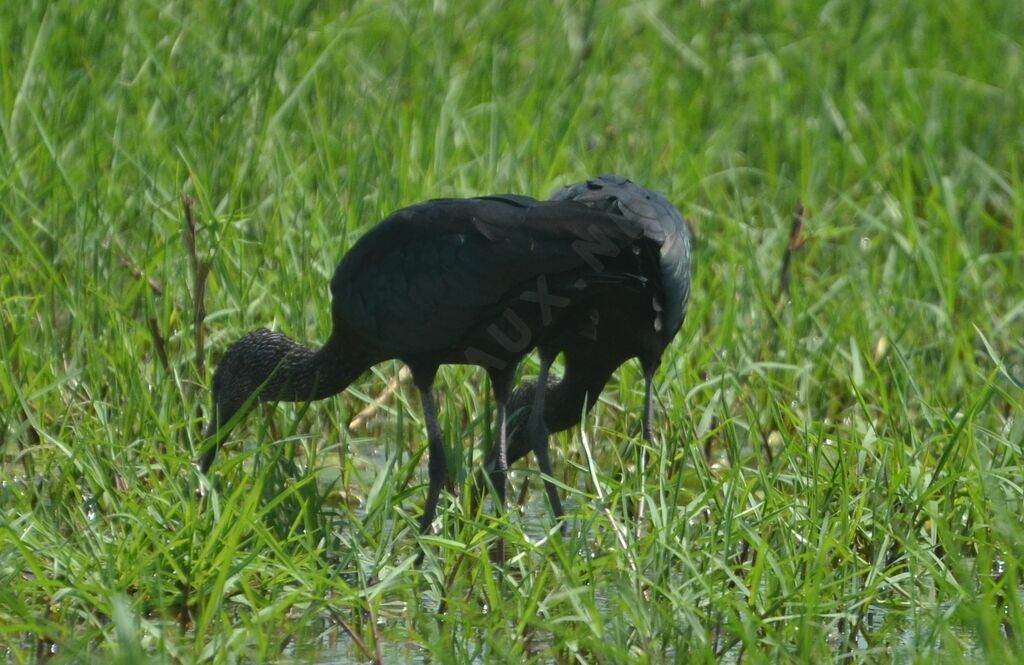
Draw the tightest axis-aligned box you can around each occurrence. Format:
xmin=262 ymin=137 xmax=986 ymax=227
xmin=202 ymin=193 xmax=665 ymax=559
xmin=492 ymin=175 xmax=693 ymax=522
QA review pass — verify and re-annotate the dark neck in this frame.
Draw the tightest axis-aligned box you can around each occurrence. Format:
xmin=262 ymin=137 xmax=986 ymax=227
xmin=264 ymin=334 xmax=374 ymax=404
xmin=542 ymin=361 xmax=617 ymax=433
xmin=505 ymin=355 xmax=619 ymax=465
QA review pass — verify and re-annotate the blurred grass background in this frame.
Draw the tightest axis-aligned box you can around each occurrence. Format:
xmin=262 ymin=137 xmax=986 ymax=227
xmin=1 ymin=0 xmax=1023 ymax=662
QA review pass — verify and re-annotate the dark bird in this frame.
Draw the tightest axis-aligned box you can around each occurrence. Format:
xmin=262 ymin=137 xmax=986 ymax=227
xmin=491 ymin=175 xmax=693 ymax=521
xmin=202 ymin=193 xmax=664 ymax=559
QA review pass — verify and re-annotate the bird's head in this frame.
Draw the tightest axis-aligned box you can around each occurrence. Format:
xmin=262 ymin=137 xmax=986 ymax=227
xmin=203 ymin=328 xmax=297 ymax=444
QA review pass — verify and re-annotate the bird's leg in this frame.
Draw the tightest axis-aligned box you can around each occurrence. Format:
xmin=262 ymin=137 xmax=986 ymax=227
xmin=530 ymin=353 xmax=565 ymax=528
xmin=487 ymin=367 xmax=516 ymax=564
xmin=415 ymin=377 xmax=446 ymax=565
xmin=635 ymin=363 xmax=657 ymax=537
xmin=642 ymin=365 xmax=655 ymax=445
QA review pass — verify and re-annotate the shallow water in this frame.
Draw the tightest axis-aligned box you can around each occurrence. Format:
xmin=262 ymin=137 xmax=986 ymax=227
xmin=277 ymin=632 xmax=426 ymax=665
xmin=272 ymin=595 xmax=1008 ymax=665
xmin=3 ymin=451 xmax=1016 ymax=663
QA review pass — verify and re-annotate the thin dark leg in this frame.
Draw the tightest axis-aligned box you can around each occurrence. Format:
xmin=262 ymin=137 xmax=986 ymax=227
xmin=487 ymin=369 xmax=516 ymax=509
xmin=487 ymin=367 xmax=515 ymax=563
xmin=415 ymin=376 xmax=446 ymax=565
xmin=530 ymin=352 xmax=564 ymax=523
xmin=642 ymin=365 xmax=655 ymax=445
xmin=636 ymin=362 xmax=657 ymax=535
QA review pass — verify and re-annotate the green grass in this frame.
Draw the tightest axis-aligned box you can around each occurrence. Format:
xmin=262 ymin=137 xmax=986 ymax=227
xmin=2 ymin=0 xmax=1023 ymax=662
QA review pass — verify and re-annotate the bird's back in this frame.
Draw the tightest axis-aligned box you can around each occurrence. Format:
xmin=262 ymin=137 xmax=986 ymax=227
xmin=550 ymin=175 xmax=692 ymax=338
xmin=328 ymin=194 xmax=659 ymax=362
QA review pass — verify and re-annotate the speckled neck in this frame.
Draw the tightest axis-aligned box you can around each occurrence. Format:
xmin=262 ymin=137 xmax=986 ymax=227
xmin=263 ymin=334 xmax=371 ymax=403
